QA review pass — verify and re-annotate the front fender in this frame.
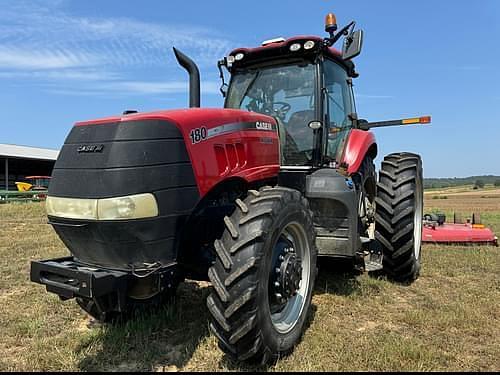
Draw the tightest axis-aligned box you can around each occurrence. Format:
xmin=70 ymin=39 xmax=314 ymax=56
xmin=341 ymin=129 xmax=377 ymax=175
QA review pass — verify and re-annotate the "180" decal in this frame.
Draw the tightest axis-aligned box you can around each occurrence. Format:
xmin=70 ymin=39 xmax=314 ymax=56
xmin=190 ymin=127 xmax=207 ymax=144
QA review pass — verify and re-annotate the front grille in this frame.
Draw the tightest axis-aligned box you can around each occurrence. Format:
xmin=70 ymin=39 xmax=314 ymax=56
xmin=48 ymin=119 xmax=200 ymax=270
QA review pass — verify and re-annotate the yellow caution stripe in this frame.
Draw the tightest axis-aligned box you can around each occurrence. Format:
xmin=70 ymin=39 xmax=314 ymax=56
xmin=402 ymin=116 xmax=432 ymax=125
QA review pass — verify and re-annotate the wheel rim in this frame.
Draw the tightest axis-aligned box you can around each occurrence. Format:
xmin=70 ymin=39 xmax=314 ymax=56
xmin=414 ymin=176 xmax=423 ymax=259
xmin=268 ymin=222 xmax=311 ymax=334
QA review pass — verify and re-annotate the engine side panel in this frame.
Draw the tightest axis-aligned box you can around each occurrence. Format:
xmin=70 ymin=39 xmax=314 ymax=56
xmin=341 ymin=129 xmax=377 ymax=175
xmin=181 ymin=113 xmax=280 ymax=197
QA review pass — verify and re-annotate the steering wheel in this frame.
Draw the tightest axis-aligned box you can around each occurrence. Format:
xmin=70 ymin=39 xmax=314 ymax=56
xmin=273 ymin=101 xmax=291 ymax=119
xmin=264 ymin=101 xmax=291 ymax=120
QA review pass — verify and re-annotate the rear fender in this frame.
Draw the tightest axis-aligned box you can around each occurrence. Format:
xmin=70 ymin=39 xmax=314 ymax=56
xmin=341 ymin=129 xmax=377 ymax=175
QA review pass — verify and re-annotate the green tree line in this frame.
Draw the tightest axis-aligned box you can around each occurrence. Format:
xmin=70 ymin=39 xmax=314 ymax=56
xmin=424 ymin=175 xmax=500 ymax=189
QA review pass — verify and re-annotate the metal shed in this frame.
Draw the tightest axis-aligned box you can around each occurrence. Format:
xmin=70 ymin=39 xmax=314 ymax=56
xmin=0 ymin=144 xmax=59 ymax=191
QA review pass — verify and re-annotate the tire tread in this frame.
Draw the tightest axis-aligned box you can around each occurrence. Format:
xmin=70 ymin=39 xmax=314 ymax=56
xmin=374 ymin=152 xmax=423 ymax=282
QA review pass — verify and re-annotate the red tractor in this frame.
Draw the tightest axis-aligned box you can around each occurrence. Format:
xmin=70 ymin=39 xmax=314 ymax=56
xmin=31 ymin=14 xmax=430 ymax=363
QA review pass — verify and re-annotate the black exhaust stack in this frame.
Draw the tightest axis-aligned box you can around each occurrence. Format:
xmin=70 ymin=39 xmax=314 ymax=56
xmin=173 ymin=47 xmax=200 ymax=108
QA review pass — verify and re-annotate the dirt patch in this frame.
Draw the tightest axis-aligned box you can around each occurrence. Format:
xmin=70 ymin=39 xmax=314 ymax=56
xmin=356 ymin=321 xmax=379 ymax=332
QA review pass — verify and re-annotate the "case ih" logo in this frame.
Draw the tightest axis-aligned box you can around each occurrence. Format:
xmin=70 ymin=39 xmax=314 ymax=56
xmin=255 ymin=121 xmax=273 ymax=130
xmin=77 ymin=144 xmax=104 ymax=153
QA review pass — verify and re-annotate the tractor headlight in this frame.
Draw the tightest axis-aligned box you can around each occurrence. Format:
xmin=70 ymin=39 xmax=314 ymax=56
xmin=46 ymin=196 xmax=98 ymax=220
xmin=289 ymin=43 xmax=301 ymax=52
xmin=98 ymin=193 xmax=158 ymax=220
xmin=46 ymin=193 xmax=158 ymax=220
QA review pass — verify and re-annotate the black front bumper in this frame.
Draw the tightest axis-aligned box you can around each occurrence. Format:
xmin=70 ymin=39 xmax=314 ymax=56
xmin=31 ymin=257 xmax=180 ymax=317
xmin=30 ymin=257 xmax=129 ymax=301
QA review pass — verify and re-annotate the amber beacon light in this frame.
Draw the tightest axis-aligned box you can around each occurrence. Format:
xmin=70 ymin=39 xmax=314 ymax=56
xmin=325 ymin=13 xmax=337 ymax=34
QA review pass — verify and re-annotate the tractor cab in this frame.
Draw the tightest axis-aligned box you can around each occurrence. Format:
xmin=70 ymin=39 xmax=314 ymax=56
xmin=221 ymin=15 xmax=363 ymax=169
xmin=216 ymin=21 xmax=376 ymax=266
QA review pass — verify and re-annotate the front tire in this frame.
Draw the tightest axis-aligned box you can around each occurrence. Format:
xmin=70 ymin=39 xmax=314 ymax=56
xmin=207 ymin=186 xmax=317 ymax=364
xmin=374 ymin=153 xmax=423 ymax=283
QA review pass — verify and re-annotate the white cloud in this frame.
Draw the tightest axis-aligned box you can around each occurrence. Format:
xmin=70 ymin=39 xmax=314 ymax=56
xmin=356 ymin=94 xmax=394 ymax=99
xmin=45 ymin=80 xmax=221 ymax=96
xmin=0 ymin=0 xmax=233 ymax=95
xmin=0 ymin=68 xmax=120 ymax=82
xmin=0 ymin=2 xmax=231 ymax=69
xmin=0 ymin=47 xmax=99 ymax=70
xmin=114 ymin=81 xmax=220 ymax=95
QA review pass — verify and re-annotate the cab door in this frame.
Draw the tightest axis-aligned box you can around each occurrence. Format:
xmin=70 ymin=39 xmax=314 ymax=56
xmin=322 ymin=59 xmax=355 ymax=165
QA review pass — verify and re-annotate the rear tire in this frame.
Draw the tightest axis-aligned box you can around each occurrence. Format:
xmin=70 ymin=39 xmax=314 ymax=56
xmin=353 ymin=156 xmax=376 ymax=236
xmin=374 ymin=152 xmax=423 ymax=283
xmin=207 ymin=186 xmax=317 ymax=364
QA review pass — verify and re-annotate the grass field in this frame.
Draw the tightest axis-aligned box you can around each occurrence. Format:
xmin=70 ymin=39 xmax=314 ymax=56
xmin=0 ymin=189 xmax=499 ymax=371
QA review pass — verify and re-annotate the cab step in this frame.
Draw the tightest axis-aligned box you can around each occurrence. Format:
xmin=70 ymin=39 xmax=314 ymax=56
xmin=356 ymin=238 xmax=384 ymax=272
xmin=364 ymin=252 xmax=383 ymax=272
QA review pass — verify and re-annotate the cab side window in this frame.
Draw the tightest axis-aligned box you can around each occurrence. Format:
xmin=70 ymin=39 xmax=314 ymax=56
xmin=324 ymin=60 xmax=354 ymax=161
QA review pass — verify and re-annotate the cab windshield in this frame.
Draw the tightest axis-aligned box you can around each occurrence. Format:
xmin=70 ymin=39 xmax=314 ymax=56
xmin=225 ymin=63 xmax=317 ymax=166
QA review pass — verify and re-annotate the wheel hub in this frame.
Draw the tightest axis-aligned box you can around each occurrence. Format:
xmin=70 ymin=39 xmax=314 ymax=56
xmin=279 ymin=252 xmax=302 ymax=299
xmin=271 ymin=246 xmax=302 ymax=308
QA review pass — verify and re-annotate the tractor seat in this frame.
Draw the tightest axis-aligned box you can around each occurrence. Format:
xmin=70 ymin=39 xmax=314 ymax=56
xmin=285 ymin=110 xmax=315 ymax=144
xmin=286 ymin=110 xmax=315 ymax=133
xmin=280 ymin=110 xmax=315 ymax=165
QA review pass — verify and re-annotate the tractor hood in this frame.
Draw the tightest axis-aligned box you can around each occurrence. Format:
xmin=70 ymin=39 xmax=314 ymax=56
xmin=71 ymin=107 xmax=280 ymax=196
xmin=53 ymin=107 xmax=280 ymax=200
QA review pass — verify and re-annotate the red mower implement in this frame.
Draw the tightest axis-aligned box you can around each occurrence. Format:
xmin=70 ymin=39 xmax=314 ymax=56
xmin=31 ymin=13 xmax=431 ymax=364
xmin=423 ymin=213 xmax=498 ymax=246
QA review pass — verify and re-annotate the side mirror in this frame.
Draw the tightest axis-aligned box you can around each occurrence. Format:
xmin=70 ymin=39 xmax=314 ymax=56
xmin=356 ymin=118 xmax=369 ymax=130
xmin=342 ymin=29 xmax=363 ymax=60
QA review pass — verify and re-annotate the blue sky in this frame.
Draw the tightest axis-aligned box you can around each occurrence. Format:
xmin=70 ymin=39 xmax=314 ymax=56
xmin=1 ymin=0 xmax=499 ymax=177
